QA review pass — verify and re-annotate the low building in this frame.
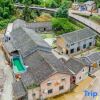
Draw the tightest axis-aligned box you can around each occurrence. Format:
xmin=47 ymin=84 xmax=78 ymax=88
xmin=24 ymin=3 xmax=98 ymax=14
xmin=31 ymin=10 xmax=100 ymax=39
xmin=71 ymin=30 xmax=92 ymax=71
xmin=13 ymin=50 xmax=72 ymax=100
xmin=56 ymin=28 xmax=97 ymax=55
xmin=12 ymin=19 xmax=52 ymax=32
xmin=60 ymin=58 xmax=89 ymax=84
xmin=80 ymin=52 xmax=100 ymax=74
xmin=2 ymin=26 xmax=51 ymax=61
xmin=3 ymin=19 xmax=90 ymax=100
xmin=13 ymin=52 xmax=88 ymax=100
xmin=84 ymin=1 xmax=96 ymax=12
xmin=75 ymin=1 xmax=96 ymax=12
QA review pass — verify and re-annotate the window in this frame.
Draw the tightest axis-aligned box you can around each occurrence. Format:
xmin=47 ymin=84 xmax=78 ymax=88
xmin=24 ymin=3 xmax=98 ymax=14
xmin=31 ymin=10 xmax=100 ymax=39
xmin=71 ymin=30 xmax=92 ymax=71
xmin=71 ymin=43 xmax=74 ymax=46
xmin=59 ymin=86 xmax=64 ymax=90
xmin=77 ymin=47 xmax=80 ymax=51
xmin=70 ymin=49 xmax=74 ymax=53
xmin=83 ymin=44 xmax=86 ymax=49
xmin=48 ymin=89 xmax=53 ymax=94
xmin=79 ymin=76 xmax=81 ymax=80
xmin=89 ymin=37 xmax=92 ymax=39
xmin=47 ymin=81 xmax=52 ymax=86
xmin=61 ymin=78 xmax=65 ymax=81
xmin=89 ymin=42 xmax=92 ymax=46
xmin=32 ymin=93 xmax=36 ymax=96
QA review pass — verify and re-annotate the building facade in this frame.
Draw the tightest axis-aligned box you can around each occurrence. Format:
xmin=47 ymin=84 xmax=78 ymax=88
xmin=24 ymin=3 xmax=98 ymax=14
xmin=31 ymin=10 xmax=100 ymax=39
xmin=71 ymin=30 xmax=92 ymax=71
xmin=56 ymin=28 xmax=97 ymax=55
xmin=80 ymin=52 xmax=100 ymax=74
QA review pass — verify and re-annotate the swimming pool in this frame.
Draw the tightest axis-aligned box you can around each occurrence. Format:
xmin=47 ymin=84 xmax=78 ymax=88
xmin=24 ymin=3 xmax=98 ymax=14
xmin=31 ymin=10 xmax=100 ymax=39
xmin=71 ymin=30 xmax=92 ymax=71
xmin=12 ymin=56 xmax=26 ymax=74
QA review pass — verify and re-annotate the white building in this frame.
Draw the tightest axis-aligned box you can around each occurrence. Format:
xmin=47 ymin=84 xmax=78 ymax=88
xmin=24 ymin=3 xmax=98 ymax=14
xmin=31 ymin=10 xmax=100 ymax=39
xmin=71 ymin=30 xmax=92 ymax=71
xmin=56 ymin=28 xmax=97 ymax=55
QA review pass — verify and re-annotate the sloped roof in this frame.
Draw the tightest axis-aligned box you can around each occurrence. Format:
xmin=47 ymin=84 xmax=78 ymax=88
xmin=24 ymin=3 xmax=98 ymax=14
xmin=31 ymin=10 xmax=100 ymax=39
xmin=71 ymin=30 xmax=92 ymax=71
xmin=61 ymin=28 xmax=97 ymax=44
xmin=4 ymin=27 xmax=51 ymax=57
xmin=12 ymin=19 xmax=52 ymax=31
xmin=13 ymin=81 xmax=26 ymax=99
xmin=79 ymin=57 xmax=91 ymax=66
xmin=79 ymin=52 xmax=100 ymax=66
xmin=87 ymin=52 xmax=100 ymax=62
xmin=60 ymin=58 xmax=85 ymax=74
xmin=21 ymin=50 xmax=72 ymax=87
xmin=12 ymin=19 xmax=26 ymax=30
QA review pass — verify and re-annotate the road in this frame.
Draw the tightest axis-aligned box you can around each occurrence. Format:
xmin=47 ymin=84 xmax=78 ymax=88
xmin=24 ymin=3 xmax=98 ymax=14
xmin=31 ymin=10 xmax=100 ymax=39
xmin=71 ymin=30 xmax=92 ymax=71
xmin=69 ymin=11 xmax=100 ymax=34
xmin=0 ymin=47 xmax=13 ymax=100
xmin=14 ymin=4 xmax=57 ymax=12
xmin=82 ymin=70 xmax=100 ymax=100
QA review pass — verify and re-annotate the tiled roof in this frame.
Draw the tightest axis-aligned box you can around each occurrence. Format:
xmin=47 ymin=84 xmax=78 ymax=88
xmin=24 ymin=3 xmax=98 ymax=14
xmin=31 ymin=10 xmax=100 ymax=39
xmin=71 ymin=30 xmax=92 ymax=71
xmin=61 ymin=28 xmax=97 ymax=44
xmin=87 ymin=52 xmax=100 ymax=62
xmin=12 ymin=19 xmax=26 ymax=30
xmin=21 ymin=50 xmax=72 ymax=87
xmin=12 ymin=19 xmax=52 ymax=31
xmin=13 ymin=81 xmax=26 ymax=99
xmin=79 ymin=57 xmax=91 ymax=66
xmin=60 ymin=58 xmax=85 ymax=74
xmin=3 ymin=27 xmax=51 ymax=57
xmin=79 ymin=52 xmax=100 ymax=66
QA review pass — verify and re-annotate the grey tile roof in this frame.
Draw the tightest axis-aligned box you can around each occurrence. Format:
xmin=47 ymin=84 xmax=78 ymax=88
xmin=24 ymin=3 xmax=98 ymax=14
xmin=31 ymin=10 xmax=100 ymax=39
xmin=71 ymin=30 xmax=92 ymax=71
xmin=3 ymin=40 xmax=15 ymax=53
xmin=60 ymin=58 xmax=85 ymax=74
xmin=87 ymin=52 xmax=100 ymax=62
xmin=79 ymin=57 xmax=91 ymax=66
xmin=13 ymin=81 xmax=26 ymax=99
xmin=12 ymin=19 xmax=26 ymax=30
xmin=12 ymin=19 xmax=52 ymax=31
xmin=61 ymin=28 xmax=97 ymax=44
xmin=21 ymin=50 xmax=72 ymax=87
xmin=4 ymin=27 xmax=51 ymax=57
xmin=79 ymin=52 xmax=100 ymax=66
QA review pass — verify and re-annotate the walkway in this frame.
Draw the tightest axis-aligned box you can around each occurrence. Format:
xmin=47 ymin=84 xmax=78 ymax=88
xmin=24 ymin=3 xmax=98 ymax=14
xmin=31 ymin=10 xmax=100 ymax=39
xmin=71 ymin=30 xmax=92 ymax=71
xmin=0 ymin=47 xmax=13 ymax=100
xmin=69 ymin=11 xmax=100 ymax=34
xmin=14 ymin=4 xmax=57 ymax=13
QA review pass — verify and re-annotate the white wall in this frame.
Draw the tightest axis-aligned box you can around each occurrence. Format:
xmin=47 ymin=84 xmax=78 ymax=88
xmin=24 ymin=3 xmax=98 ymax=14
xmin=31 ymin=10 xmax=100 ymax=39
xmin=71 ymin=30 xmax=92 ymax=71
xmin=67 ymin=36 xmax=95 ymax=54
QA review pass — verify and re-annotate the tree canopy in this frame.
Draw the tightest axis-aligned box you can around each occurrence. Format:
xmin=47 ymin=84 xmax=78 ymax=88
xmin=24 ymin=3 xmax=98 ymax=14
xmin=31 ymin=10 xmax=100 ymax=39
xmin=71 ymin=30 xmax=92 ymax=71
xmin=0 ymin=0 xmax=15 ymax=19
xmin=55 ymin=0 xmax=72 ymax=18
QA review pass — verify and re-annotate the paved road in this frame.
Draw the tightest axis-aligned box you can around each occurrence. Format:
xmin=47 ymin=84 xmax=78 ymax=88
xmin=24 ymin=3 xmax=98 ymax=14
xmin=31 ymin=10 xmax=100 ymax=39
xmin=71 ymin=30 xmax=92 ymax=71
xmin=69 ymin=11 xmax=100 ymax=34
xmin=82 ymin=70 xmax=100 ymax=100
xmin=14 ymin=4 xmax=57 ymax=12
xmin=0 ymin=48 xmax=13 ymax=100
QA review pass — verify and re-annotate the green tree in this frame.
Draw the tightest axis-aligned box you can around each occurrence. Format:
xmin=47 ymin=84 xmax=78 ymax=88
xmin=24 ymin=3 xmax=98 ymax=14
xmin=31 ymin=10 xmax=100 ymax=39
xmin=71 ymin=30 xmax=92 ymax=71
xmin=55 ymin=0 xmax=72 ymax=18
xmin=23 ymin=5 xmax=31 ymax=21
xmin=48 ymin=0 xmax=58 ymax=8
xmin=94 ymin=0 xmax=100 ymax=8
xmin=0 ymin=7 xmax=3 ymax=17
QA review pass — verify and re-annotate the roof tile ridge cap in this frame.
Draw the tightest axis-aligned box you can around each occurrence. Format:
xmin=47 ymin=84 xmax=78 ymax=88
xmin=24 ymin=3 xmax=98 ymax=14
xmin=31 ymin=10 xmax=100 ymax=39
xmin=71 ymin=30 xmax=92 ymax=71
xmin=38 ymin=51 xmax=57 ymax=72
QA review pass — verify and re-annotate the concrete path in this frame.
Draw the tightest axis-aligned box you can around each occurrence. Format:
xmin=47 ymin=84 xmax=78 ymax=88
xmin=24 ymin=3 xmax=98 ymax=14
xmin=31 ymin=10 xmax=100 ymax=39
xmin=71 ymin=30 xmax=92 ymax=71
xmin=69 ymin=11 xmax=100 ymax=34
xmin=0 ymin=49 xmax=13 ymax=100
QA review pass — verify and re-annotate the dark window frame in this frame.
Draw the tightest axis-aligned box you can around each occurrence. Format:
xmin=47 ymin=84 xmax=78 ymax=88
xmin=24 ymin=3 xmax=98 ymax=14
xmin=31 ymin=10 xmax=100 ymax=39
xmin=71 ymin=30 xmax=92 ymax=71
xmin=48 ymin=89 xmax=53 ymax=94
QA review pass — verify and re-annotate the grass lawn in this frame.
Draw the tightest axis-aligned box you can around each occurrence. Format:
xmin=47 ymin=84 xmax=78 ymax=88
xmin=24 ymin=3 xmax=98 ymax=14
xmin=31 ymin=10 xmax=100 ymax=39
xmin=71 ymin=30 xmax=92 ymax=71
xmin=94 ymin=47 xmax=100 ymax=52
xmin=89 ymin=15 xmax=100 ymax=25
xmin=52 ymin=18 xmax=85 ymax=35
